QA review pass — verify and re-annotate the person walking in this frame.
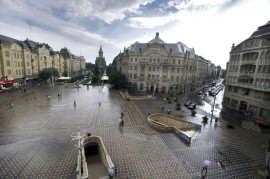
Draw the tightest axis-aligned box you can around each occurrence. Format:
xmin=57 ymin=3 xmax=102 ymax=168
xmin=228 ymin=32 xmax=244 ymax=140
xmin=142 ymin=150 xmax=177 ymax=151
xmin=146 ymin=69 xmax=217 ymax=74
xmin=120 ymin=112 xmax=124 ymax=127
xmin=201 ymin=160 xmax=211 ymax=178
xmin=9 ymin=103 xmax=14 ymax=110
xmin=74 ymin=100 xmax=77 ymax=107
xmin=161 ymin=106 xmax=164 ymax=113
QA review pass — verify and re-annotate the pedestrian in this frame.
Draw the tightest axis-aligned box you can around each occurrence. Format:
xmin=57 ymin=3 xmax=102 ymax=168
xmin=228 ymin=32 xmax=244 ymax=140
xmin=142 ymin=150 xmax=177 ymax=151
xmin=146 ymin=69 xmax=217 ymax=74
xmin=201 ymin=160 xmax=211 ymax=178
xmin=120 ymin=118 xmax=124 ymax=127
xmin=161 ymin=106 xmax=164 ymax=113
xmin=167 ymin=108 xmax=171 ymax=114
xmin=215 ymin=117 xmax=218 ymax=123
xmin=121 ymin=112 xmax=124 ymax=119
xmin=9 ymin=103 xmax=14 ymax=109
xmin=47 ymin=95 xmax=51 ymax=100
xmin=98 ymin=102 xmax=101 ymax=107
xmin=74 ymin=100 xmax=77 ymax=107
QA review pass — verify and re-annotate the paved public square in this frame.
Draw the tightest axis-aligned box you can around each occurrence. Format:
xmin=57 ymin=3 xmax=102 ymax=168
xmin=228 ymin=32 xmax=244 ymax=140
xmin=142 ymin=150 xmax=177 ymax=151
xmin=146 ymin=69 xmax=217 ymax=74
xmin=0 ymin=84 xmax=267 ymax=178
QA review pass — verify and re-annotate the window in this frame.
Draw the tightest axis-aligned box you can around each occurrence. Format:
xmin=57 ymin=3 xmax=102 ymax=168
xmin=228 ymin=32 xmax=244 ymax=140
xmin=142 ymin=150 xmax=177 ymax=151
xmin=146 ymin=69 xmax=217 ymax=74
xmin=177 ymin=68 xmax=180 ymax=73
xmin=6 ymin=60 xmax=10 ymax=66
xmin=134 ymin=74 xmax=137 ymax=79
xmin=173 ymin=59 xmax=175 ymax=64
xmin=5 ymin=51 xmax=9 ymax=57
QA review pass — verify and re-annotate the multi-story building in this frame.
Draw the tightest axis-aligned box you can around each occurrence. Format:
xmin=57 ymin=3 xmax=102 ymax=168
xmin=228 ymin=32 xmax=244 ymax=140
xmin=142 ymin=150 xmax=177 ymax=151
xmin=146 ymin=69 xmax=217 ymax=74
xmin=0 ymin=35 xmax=86 ymax=82
xmin=196 ymin=55 xmax=211 ymax=86
xmin=223 ymin=21 xmax=270 ymax=121
xmin=60 ymin=48 xmax=86 ymax=77
xmin=113 ymin=32 xmax=215 ymax=94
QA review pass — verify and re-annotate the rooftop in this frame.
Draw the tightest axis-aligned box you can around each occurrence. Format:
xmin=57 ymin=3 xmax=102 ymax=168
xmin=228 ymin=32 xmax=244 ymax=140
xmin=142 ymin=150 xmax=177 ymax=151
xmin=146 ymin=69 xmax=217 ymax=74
xmin=128 ymin=32 xmax=192 ymax=54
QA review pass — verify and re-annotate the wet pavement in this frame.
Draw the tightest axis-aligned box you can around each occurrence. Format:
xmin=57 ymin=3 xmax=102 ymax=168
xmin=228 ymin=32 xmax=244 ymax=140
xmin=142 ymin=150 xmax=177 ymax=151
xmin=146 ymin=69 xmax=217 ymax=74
xmin=0 ymin=84 xmax=267 ymax=178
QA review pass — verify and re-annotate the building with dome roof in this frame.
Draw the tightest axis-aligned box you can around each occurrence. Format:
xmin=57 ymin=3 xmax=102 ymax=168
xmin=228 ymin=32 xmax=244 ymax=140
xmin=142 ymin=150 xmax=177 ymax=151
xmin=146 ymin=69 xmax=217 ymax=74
xmin=113 ymin=32 xmax=216 ymax=94
xmin=223 ymin=21 xmax=270 ymax=122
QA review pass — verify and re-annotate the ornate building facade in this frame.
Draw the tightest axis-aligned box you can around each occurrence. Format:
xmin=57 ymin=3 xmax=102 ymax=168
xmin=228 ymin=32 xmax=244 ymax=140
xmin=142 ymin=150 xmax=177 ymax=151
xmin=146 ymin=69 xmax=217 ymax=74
xmin=223 ymin=21 xmax=270 ymax=121
xmin=0 ymin=34 xmax=86 ymax=81
xmin=60 ymin=48 xmax=86 ymax=77
xmin=113 ymin=32 xmax=216 ymax=94
xmin=95 ymin=46 xmax=106 ymax=73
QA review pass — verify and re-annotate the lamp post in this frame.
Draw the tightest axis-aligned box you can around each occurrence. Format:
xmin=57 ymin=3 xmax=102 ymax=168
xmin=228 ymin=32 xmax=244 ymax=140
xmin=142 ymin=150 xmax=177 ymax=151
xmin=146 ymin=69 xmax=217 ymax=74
xmin=210 ymin=87 xmax=222 ymax=122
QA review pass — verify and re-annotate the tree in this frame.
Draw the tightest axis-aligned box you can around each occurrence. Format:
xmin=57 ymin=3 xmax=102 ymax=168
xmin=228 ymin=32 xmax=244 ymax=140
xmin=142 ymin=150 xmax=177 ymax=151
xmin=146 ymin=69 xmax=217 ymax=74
xmin=86 ymin=62 xmax=96 ymax=71
xmin=107 ymin=64 xmax=128 ymax=89
xmin=39 ymin=68 xmax=59 ymax=81
xmin=91 ymin=66 xmax=101 ymax=85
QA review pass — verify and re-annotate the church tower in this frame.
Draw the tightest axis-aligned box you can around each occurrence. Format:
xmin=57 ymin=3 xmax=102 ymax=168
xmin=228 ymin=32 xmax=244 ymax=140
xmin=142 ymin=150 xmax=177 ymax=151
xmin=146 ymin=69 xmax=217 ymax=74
xmin=95 ymin=45 xmax=106 ymax=73
xmin=99 ymin=46 xmax=103 ymax=57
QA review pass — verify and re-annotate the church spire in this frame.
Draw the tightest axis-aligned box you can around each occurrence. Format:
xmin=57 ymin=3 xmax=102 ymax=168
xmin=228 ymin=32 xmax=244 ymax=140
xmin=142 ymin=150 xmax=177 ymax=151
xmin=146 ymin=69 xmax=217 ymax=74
xmin=99 ymin=45 xmax=103 ymax=57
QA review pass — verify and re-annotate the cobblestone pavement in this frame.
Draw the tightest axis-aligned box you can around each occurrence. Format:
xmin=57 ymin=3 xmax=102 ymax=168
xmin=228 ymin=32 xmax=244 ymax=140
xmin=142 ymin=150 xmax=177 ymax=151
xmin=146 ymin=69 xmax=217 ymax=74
xmin=0 ymin=85 xmax=267 ymax=178
xmin=134 ymin=90 xmax=267 ymax=178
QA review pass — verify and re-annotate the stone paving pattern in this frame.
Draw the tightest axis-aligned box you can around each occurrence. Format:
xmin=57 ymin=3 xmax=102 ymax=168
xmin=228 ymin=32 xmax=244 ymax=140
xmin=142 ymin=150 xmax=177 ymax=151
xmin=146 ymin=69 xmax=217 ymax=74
xmin=0 ymin=85 xmax=267 ymax=178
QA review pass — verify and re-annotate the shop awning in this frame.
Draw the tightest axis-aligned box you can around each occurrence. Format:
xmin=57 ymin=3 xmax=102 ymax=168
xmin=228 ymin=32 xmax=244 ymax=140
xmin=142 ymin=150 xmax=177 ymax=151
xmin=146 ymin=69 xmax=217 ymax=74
xmin=4 ymin=80 xmax=16 ymax=84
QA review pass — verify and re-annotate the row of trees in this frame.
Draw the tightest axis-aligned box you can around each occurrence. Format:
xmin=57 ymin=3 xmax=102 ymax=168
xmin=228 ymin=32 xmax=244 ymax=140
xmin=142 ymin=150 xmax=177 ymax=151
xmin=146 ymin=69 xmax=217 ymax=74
xmin=38 ymin=64 xmax=128 ymax=89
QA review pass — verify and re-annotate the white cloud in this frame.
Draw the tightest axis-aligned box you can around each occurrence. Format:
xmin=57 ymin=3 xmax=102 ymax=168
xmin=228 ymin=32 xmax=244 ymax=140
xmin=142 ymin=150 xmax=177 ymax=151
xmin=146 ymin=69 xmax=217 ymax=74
xmin=161 ymin=0 xmax=270 ymax=68
xmin=66 ymin=0 xmax=154 ymax=23
xmin=128 ymin=15 xmax=177 ymax=28
xmin=169 ymin=0 xmax=232 ymax=9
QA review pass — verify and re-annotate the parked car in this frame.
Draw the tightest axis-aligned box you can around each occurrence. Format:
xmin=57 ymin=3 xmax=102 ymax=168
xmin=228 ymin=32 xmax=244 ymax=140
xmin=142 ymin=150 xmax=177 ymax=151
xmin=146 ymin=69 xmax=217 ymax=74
xmin=187 ymin=103 xmax=196 ymax=110
xmin=184 ymin=100 xmax=192 ymax=107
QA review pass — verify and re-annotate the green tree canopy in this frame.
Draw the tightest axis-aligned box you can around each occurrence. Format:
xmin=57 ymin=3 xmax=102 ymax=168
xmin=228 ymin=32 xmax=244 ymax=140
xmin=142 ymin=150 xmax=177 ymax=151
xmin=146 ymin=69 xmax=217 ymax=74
xmin=107 ymin=64 xmax=128 ymax=89
xmin=38 ymin=68 xmax=59 ymax=81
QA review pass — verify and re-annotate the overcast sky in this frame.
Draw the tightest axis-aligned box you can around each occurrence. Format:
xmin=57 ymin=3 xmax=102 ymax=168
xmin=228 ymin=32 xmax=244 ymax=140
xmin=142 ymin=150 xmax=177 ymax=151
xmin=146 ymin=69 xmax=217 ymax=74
xmin=0 ymin=0 xmax=269 ymax=68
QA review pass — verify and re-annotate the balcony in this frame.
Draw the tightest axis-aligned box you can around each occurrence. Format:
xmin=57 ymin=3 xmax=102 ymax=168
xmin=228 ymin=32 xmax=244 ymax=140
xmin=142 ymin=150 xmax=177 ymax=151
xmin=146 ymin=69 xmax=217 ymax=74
xmin=239 ymin=71 xmax=254 ymax=77
xmin=241 ymin=60 xmax=256 ymax=65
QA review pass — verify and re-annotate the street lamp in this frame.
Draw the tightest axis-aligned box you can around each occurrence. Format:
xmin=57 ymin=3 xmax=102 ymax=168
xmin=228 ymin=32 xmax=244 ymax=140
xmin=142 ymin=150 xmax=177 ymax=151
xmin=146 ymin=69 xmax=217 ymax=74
xmin=210 ymin=87 xmax=223 ymax=122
